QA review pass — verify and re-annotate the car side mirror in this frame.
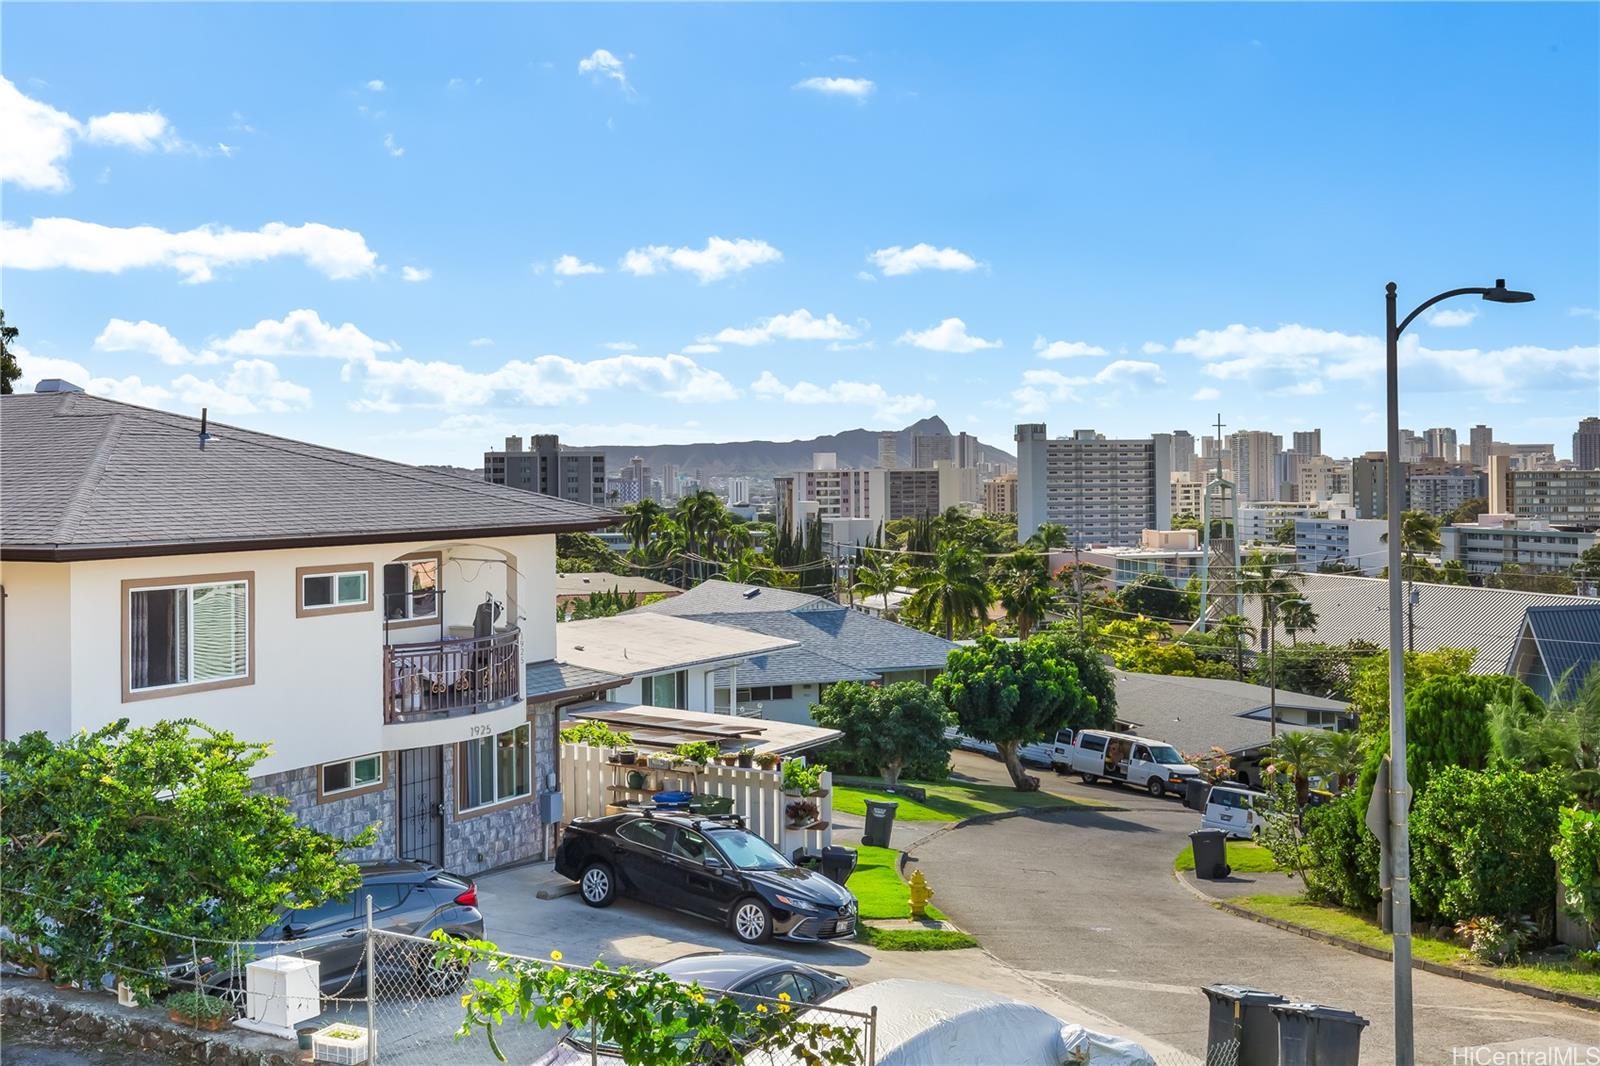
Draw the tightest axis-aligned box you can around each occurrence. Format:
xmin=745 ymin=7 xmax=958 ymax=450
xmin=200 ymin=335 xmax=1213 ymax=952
xmin=282 ymin=922 xmax=308 ymax=940
xmin=703 ymin=856 xmax=725 ymax=871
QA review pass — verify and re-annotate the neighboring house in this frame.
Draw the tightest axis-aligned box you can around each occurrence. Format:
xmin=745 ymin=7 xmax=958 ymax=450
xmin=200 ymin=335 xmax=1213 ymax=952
xmin=627 ymin=581 xmax=957 ymax=725
xmin=0 ymin=392 xmax=623 ymax=876
xmin=555 ymin=571 xmax=680 ymax=613
xmin=1505 ymin=604 xmax=1600 ymax=701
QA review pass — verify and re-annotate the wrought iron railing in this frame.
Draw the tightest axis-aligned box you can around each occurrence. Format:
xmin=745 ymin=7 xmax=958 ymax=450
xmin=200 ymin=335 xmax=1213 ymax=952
xmin=384 ymin=629 xmax=521 ymax=723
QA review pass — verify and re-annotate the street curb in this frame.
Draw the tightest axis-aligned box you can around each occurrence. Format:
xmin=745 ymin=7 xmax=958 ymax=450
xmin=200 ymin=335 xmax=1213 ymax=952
xmin=1172 ymin=870 xmax=1600 ymax=1014
xmin=535 ymin=881 xmax=578 ymax=900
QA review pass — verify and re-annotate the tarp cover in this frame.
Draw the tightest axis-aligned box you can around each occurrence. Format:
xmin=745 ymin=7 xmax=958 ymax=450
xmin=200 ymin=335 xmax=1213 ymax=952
xmin=819 ymin=979 xmax=1155 ymax=1066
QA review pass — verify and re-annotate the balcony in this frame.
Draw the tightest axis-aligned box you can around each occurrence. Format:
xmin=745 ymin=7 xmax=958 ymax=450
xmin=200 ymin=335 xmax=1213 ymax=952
xmin=384 ymin=628 xmax=522 ymax=724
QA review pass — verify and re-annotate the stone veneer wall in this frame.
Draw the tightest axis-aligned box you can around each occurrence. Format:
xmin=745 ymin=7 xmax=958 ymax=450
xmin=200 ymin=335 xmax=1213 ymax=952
xmin=254 ymin=754 xmax=395 ymax=864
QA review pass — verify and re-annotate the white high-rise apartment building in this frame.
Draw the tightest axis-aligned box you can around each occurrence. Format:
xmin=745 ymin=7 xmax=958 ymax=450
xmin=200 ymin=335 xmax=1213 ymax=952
xmin=1229 ymin=430 xmax=1282 ymax=502
xmin=1015 ymin=425 xmax=1172 ymax=546
xmin=1469 ymin=424 xmax=1494 ymax=469
xmin=877 ymin=432 xmax=898 ymax=470
xmin=727 ymin=478 xmax=751 ymax=507
xmin=1297 ymin=456 xmax=1350 ymax=504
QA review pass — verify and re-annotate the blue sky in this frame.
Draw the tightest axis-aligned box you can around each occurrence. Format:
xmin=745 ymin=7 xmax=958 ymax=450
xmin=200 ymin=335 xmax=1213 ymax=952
xmin=4 ymin=2 xmax=1597 ymax=466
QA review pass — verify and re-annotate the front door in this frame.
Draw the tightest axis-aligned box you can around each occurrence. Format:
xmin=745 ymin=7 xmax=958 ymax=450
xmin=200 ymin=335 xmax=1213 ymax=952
xmin=397 ymin=746 xmax=445 ymax=866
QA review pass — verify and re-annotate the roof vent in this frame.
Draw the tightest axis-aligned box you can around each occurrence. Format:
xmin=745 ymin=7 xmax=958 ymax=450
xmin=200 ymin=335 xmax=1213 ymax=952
xmin=34 ymin=379 xmax=84 ymax=394
xmin=742 ymin=588 xmax=761 ymax=599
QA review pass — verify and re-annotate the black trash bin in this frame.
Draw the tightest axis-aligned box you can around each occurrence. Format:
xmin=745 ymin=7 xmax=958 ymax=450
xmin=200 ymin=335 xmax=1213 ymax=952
xmin=1272 ymin=1003 xmax=1369 ymax=1066
xmin=862 ymin=800 xmax=899 ymax=847
xmin=792 ymin=846 xmax=822 ymax=869
xmin=1190 ymin=828 xmax=1231 ymax=880
xmin=819 ymin=846 xmax=858 ymax=886
xmin=1185 ymin=778 xmax=1212 ymax=812
xmin=1201 ymin=985 xmax=1285 ymax=1066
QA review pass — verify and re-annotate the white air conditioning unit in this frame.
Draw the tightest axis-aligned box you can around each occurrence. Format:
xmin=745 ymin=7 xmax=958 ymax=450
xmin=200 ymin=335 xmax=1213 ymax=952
xmin=234 ymin=955 xmax=320 ymax=1038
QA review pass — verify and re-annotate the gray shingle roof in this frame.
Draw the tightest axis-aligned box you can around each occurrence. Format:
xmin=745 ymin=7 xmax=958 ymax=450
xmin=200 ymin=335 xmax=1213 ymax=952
xmin=1111 ymin=670 xmax=1345 ymax=756
xmin=1 ymin=392 xmax=618 ymax=559
xmin=630 ymin=581 xmax=956 ymax=688
xmin=526 ymin=660 xmax=632 ymax=700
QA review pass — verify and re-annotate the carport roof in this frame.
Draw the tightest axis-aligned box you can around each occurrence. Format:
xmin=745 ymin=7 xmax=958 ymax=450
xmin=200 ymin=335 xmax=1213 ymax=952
xmin=1111 ymin=670 xmax=1344 ymax=756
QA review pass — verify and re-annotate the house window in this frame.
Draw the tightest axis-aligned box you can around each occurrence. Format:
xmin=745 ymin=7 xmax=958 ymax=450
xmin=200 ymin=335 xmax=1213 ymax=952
xmin=299 ymin=567 xmax=371 ymax=615
xmin=320 ymin=754 xmax=384 ymax=798
xmin=736 ymin=685 xmax=795 ymax=703
xmin=460 ymin=723 xmax=531 ymax=811
xmin=641 ymin=671 xmax=688 ymax=709
xmin=383 ymin=557 xmax=439 ymax=623
xmin=126 ymin=576 xmax=251 ymax=696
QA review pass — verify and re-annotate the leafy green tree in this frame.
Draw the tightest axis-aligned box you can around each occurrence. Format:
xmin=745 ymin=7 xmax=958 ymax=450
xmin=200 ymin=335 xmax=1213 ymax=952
xmin=851 ymin=551 xmax=903 ymax=614
xmin=1349 ymin=647 xmax=1476 ymax=734
xmin=1381 ymin=510 xmax=1443 ymax=583
xmin=994 ymin=549 xmax=1055 ymax=639
xmin=1171 ymin=512 xmax=1202 ymax=532
xmin=556 ymin=531 xmax=629 ymax=575
xmin=0 ymin=309 xmax=18 ymax=395
xmin=810 ymin=681 xmax=953 ymax=789
xmin=620 ymin=499 xmax=664 ymax=550
xmin=1251 ymin=642 xmax=1355 ymax=698
xmin=565 ymin=587 xmax=641 ymax=620
xmin=1301 ymin=793 xmax=1381 ymax=910
xmin=1312 ymin=730 xmax=1367 ymax=795
xmin=1118 ymin=573 xmax=1187 ymax=622
xmin=1 ymin=720 xmax=370 ymax=992
xmin=1239 ymin=550 xmax=1304 ymax=651
xmin=904 ymin=542 xmax=993 ymax=640
xmin=1043 ymin=631 xmax=1119 ymax=730
xmin=936 ymin=633 xmax=1098 ymax=791
xmin=1271 ymin=519 xmax=1298 ymax=546
xmin=1445 ymin=496 xmax=1489 ymax=526
xmin=1263 ymin=731 xmax=1322 ymax=804
xmin=1279 ymin=598 xmax=1318 ymax=644
xmin=1024 ymin=522 xmax=1071 ymax=551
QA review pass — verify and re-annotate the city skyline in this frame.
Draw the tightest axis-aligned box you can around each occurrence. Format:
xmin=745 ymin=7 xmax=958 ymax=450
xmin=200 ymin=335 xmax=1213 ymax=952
xmin=3 ymin=3 xmax=1598 ymax=468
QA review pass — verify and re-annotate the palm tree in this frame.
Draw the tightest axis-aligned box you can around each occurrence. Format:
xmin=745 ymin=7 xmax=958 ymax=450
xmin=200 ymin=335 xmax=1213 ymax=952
xmin=1381 ymin=510 xmax=1442 ymax=581
xmin=994 ymin=550 xmax=1055 ymax=639
xmin=1025 ymin=522 xmax=1072 ymax=552
xmin=905 ymin=543 xmax=993 ymax=640
xmin=1312 ymin=731 xmax=1366 ymax=795
xmin=1279 ymin=597 xmax=1318 ymax=645
xmin=852 ymin=551 xmax=903 ymax=615
xmin=1238 ymin=551 xmax=1303 ymax=651
xmin=620 ymin=499 xmax=664 ymax=551
xmin=1266 ymin=730 xmax=1322 ymax=805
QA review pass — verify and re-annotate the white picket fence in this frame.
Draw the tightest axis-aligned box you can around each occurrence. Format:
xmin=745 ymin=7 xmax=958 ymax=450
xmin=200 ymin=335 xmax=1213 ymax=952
xmin=559 ymin=742 xmax=835 ymax=855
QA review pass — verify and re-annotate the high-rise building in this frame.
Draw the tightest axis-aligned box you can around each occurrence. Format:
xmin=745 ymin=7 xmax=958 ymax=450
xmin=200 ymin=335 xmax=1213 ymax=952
xmin=620 ymin=456 xmax=653 ymax=504
xmin=727 ymin=478 xmax=752 ymax=507
xmin=955 ymin=431 xmax=980 ymax=469
xmin=1406 ymin=471 xmax=1485 ymax=516
xmin=1014 ymin=425 xmax=1172 ymax=546
xmin=1397 ymin=429 xmax=1425 ymax=463
xmin=1228 ymin=430 xmax=1282 ymax=502
xmin=1575 ymin=417 xmax=1600 ymax=470
xmin=1274 ymin=450 xmax=1301 ymax=501
xmin=1469 ymin=424 xmax=1494 ymax=469
xmin=1351 ymin=454 xmax=1395 ymax=519
xmin=1292 ymin=430 xmax=1322 ymax=457
xmin=912 ymin=432 xmax=953 ymax=469
xmin=983 ymin=473 xmax=1019 ymax=517
xmin=886 ymin=468 xmax=947 ymax=519
xmin=1507 ymin=469 xmax=1600 ymax=528
xmin=661 ymin=462 xmax=681 ymax=502
xmin=1298 ymin=456 xmax=1350 ymax=504
xmin=876 ymin=432 xmax=899 ymax=470
xmin=482 ymin=433 xmax=607 ymax=507
xmin=1424 ymin=427 xmax=1458 ymax=461
xmin=1170 ymin=430 xmax=1195 ymax=474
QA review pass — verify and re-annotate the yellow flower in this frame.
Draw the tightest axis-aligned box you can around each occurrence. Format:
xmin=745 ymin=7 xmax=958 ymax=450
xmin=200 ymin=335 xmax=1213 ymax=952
xmin=756 ymin=1004 xmax=768 ymax=1014
xmin=778 ymin=992 xmax=791 ymax=1002
xmin=550 ymin=950 xmax=563 ymax=962
xmin=779 ymin=1004 xmax=791 ymax=1014
xmin=460 ymin=993 xmax=472 ymax=1007
xmin=606 ymin=990 xmax=617 ymax=1001
xmin=561 ymin=996 xmax=574 ymax=1008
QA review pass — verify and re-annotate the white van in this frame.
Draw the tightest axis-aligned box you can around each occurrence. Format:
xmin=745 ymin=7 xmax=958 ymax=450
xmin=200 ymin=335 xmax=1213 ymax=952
xmin=1063 ymin=729 xmax=1201 ymax=797
xmin=1200 ymin=784 xmax=1266 ymax=839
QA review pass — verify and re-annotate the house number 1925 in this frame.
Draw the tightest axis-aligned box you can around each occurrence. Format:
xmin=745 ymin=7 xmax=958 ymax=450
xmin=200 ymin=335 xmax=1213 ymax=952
xmin=467 ymin=723 xmax=495 ymax=738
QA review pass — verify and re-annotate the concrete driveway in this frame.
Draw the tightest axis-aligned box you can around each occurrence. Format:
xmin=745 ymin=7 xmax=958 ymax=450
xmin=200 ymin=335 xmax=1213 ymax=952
xmin=908 ymin=763 xmax=1600 ymax=1064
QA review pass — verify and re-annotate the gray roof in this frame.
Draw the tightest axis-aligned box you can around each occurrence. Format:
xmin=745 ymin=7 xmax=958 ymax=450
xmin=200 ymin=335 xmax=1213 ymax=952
xmin=525 ymin=659 xmax=632 ymax=701
xmin=631 ymin=580 xmax=956 ymax=688
xmin=1232 ymin=572 xmax=1596 ymax=674
xmin=555 ymin=572 xmax=680 ymax=597
xmin=1111 ymin=669 xmax=1346 ymax=757
xmin=1 ymin=392 xmax=618 ymax=560
xmin=1508 ymin=604 xmax=1600 ymax=691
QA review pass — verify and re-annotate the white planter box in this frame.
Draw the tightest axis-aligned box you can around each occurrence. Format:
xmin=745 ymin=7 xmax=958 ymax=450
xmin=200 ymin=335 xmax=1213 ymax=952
xmin=313 ymin=1024 xmax=370 ymax=1065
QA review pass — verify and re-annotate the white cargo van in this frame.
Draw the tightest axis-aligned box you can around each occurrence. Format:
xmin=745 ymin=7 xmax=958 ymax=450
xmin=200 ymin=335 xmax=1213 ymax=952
xmin=1200 ymin=784 xmax=1266 ymax=838
xmin=1063 ymin=729 xmax=1201 ymax=797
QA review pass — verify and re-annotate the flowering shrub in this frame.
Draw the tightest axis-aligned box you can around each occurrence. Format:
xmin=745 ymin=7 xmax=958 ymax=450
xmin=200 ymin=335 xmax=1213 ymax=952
xmin=432 ymin=935 xmax=865 ymax=1066
xmin=1552 ymin=807 xmax=1600 ymax=929
xmin=1453 ymin=915 xmax=1537 ymax=964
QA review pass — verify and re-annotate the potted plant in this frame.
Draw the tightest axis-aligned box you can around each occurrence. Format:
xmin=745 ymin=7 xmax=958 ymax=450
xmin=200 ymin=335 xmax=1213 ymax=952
xmin=674 ymin=740 xmax=720 ymax=771
xmin=647 ymin=752 xmax=673 ymax=770
xmin=755 ymin=752 xmax=779 ymax=771
xmin=166 ymin=990 xmax=234 ymax=1031
xmin=615 ymin=747 xmax=638 ymax=765
xmin=311 ymin=1023 xmax=370 ymax=1065
xmin=785 ymin=798 xmax=820 ymax=829
xmin=715 ymin=749 xmax=739 ymax=766
xmin=782 ymin=760 xmax=823 ymax=797
xmin=737 ymin=746 xmax=756 ymax=769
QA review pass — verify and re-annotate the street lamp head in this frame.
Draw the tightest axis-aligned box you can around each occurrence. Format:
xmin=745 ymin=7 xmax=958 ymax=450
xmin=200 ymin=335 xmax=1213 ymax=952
xmin=1483 ymin=279 xmax=1535 ymax=303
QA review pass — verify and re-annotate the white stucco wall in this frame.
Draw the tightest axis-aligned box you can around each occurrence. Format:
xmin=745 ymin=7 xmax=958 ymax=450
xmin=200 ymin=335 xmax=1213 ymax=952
xmin=2 ymin=534 xmax=554 ymax=777
xmin=609 ymin=663 xmax=723 ymax=713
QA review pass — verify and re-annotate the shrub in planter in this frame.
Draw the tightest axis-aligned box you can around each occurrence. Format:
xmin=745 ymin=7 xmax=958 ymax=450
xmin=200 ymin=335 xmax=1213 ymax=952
xmin=166 ymin=990 xmax=233 ymax=1030
xmin=785 ymin=799 xmax=820 ymax=828
xmin=754 ymin=752 xmax=779 ymax=770
xmin=1409 ymin=765 xmax=1571 ymax=925
xmin=782 ymin=760 xmax=824 ymax=796
xmin=737 ymin=747 xmax=755 ymax=769
xmin=1553 ymin=806 xmax=1600 ymax=930
xmin=674 ymin=741 xmax=721 ymax=768
xmin=560 ymin=722 xmax=633 ymax=751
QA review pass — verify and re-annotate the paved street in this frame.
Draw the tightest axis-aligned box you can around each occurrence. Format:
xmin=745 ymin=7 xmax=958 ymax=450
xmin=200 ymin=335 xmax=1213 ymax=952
xmin=909 ymin=756 xmax=1600 ymax=1064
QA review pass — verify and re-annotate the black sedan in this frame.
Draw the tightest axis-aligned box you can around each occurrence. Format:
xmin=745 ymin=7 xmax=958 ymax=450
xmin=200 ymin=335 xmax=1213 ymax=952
xmin=555 ymin=812 xmax=857 ymax=944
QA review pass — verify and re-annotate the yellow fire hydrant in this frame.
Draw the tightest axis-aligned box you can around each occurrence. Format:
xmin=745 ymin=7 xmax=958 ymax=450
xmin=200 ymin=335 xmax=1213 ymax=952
xmin=908 ymin=870 xmax=934 ymax=919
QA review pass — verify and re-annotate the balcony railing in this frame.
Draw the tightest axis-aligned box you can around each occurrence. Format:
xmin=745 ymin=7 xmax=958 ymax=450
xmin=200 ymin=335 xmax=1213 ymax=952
xmin=384 ymin=628 xmax=521 ymax=724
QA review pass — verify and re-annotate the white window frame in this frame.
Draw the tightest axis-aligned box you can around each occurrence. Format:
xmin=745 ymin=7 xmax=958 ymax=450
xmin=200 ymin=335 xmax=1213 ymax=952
xmin=459 ymin=723 xmax=531 ymax=813
xmin=320 ymin=754 xmax=384 ymax=798
xmin=641 ymin=670 xmax=688 ymax=710
xmin=300 ymin=569 xmax=370 ymax=613
xmin=126 ymin=576 xmax=251 ymax=696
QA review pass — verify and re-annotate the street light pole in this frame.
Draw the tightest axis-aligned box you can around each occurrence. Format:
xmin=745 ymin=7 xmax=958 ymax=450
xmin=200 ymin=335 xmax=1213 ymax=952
xmin=1383 ymin=278 xmax=1533 ymax=1066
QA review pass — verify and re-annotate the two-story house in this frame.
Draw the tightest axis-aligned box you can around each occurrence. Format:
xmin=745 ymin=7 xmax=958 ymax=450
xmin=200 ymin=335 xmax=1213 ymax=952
xmin=0 ymin=390 xmax=622 ymax=875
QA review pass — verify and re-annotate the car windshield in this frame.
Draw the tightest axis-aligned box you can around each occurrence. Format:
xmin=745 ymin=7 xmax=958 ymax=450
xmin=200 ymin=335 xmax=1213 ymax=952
xmin=1149 ymin=745 xmax=1185 ymax=765
xmin=707 ymin=828 xmax=790 ymax=871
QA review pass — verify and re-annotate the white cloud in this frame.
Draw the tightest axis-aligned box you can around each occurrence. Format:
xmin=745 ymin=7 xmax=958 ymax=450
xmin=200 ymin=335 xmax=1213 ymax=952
xmin=469 ymin=337 xmax=494 ymax=347
xmin=1010 ymin=361 xmax=1164 ymax=415
xmin=83 ymin=111 xmax=179 ymax=152
xmin=351 ymin=351 xmax=738 ymax=411
xmin=94 ymin=318 xmax=220 ymax=365
xmin=620 ymin=237 xmax=781 ymax=283
xmin=578 ymin=49 xmax=633 ymax=95
xmin=401 ymin=266 xmax=431 ymax=282
xmin=1167 ymin=322 xmax=1369 ymax=394
xmin=172 ymin=360 xmax=313 ymax=415
xmin=1192 ymin=386 xmax=1221 ymax=401
xmin=897 ymin=317 xmax=1001 ymax=353
xmin=793 ymin=77 xmax=876 ymax=101
xmin=682 ymin=343 xmax=720 ymax=355
xmin=1140 ymin=341 xmax=1168 ymax=355
xmin=0 ymin=77 xmax=83 ymax=190
xmin=1426 ymin=307 xmax=1477 ymax=328
xmin=868 ymin=243 xmax=977 ymax=276
xmin=214 ymin=309 xmax=396 ymax=361
xmin=750 ymin=371 xmax=932 ymax=421
xmin=856 ymin=270 xmax=877 ymax=283
xmin=553 ymin=254 xmax=605 ymax=276
xmin=383 ymin=133 xmax=404 ymax=157
xmin=366 ymin=80 xmax=386 ymax=92
xmin=11 ymin=346 xmax=177 ymax=407
xmin=603 ymin=341 xmax=638 ymax=351
xmin=712 ymin=309 xmax=860 ymax=346
xmin=0 ymin=218 xmax=379 ymax=283
xmin=1033 ymin=335 xmax=1108 ymax=359
xmin=1568 ymin=307 xmax=1600 ymax=321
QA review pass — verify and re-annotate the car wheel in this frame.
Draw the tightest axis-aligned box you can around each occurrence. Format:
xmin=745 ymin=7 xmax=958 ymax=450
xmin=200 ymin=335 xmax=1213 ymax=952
xmin=420 ymin=952 xmax=467 ymax=996
xmin=579 ymin=861 xmax=618 ymax=908
xmin=730 ymin=898 xmax=772 ymax=944
xmin=1079 ymin=773 xmax=1098 ymax=785
xmin=1147 ymin=778 xmax=1165 ymax=798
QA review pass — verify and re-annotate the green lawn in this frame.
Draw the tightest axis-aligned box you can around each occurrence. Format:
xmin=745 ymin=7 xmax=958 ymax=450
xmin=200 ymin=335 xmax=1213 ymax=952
xmin=844 ymin=845 xmax=977 ymax=950
xmin=1174 ymin=841 xmax=1282 ymax=873
xmin=834 ymin=779 xmax=1093 ymax=823
xmin=858 ymin=926 xmax=979 ymax=951
xmin=1232 ymin=894 xmax=1600 ymax=1000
